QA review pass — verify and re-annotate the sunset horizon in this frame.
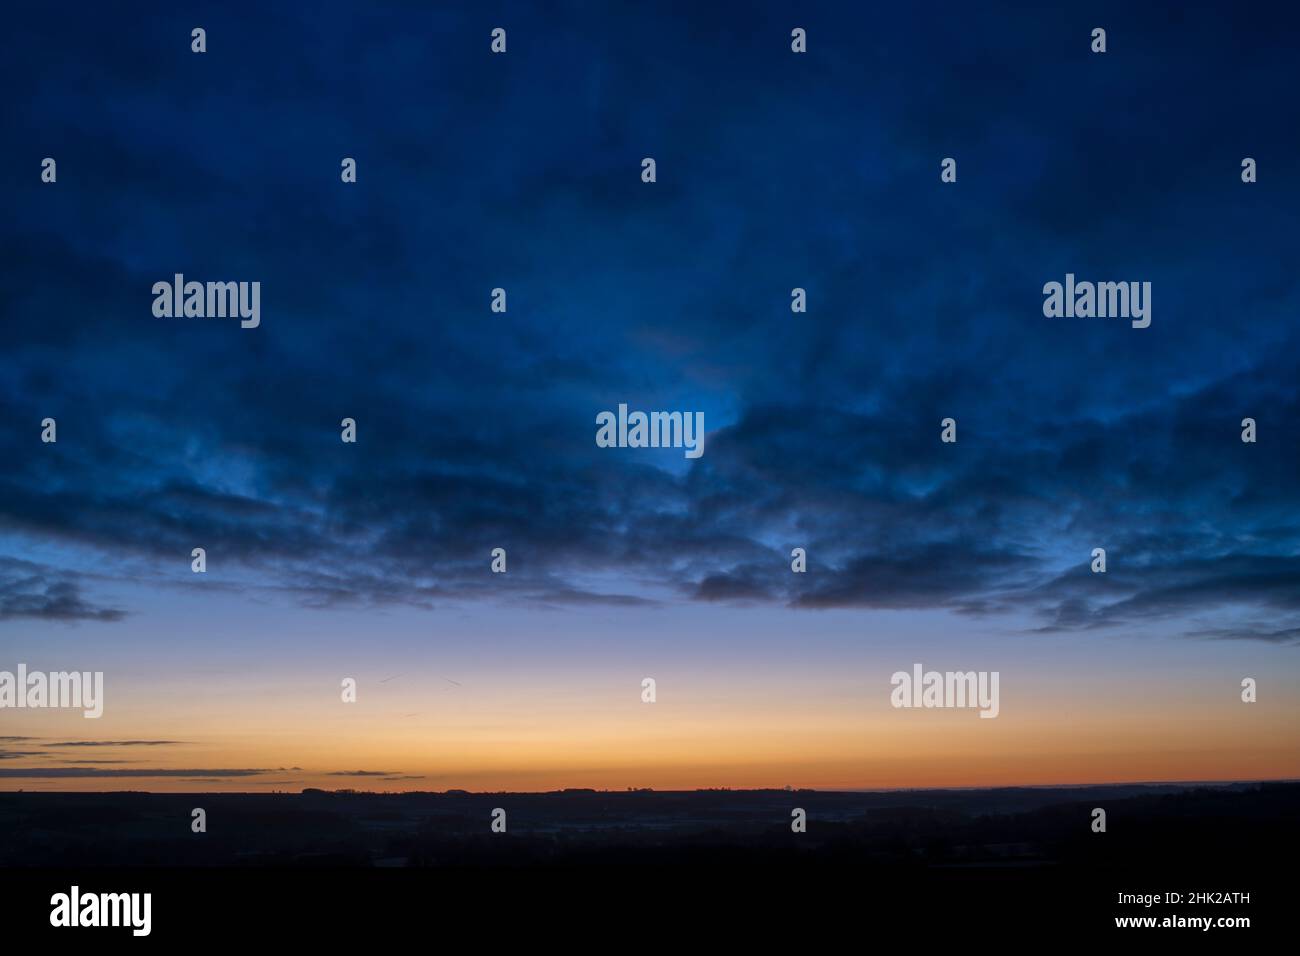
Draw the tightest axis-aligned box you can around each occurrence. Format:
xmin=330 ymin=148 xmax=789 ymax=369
xmin=2 ymin=0 xmax=1297 ymax=940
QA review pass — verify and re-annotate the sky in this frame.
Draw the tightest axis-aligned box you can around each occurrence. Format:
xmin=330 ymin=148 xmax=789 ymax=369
xmin=1 ymin=1 xmax=1298 ymax=792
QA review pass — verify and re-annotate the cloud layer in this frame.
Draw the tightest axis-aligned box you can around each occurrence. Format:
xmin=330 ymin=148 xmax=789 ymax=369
xmin=1 ymin=2 xmax=1297 ymax=645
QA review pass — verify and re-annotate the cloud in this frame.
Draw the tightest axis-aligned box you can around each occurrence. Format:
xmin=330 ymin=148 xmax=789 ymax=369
xmin=327 ymin=770 xmax=399 ymax=777
xmin=0 ymin=558 xmax=125 ymax=622
xmin=0 ymin=768 xmax=273 ymax=778
xmin=41 ymin=740 xmax=186 ymax=748
xmin=0 ymin=1 xmax=1297 ymax=646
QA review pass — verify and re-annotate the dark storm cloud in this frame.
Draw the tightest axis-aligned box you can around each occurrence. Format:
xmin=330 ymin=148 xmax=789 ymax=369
xmin=0 ymin=2 xmax=1297 ymax=641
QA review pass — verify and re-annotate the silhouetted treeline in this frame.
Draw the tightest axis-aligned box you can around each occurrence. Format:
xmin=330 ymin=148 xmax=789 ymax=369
xmin=1 ymin=781 xmax=1293 ymax=873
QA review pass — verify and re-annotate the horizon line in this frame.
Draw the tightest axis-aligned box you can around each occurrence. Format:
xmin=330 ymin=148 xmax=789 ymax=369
xmin=5 ymin=777 xmax=1297 ymax=797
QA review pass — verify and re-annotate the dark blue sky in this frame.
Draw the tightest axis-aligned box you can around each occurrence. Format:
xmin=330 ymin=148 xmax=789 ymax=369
xmin=2 ymin=1 xmax=1298 ymax=642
